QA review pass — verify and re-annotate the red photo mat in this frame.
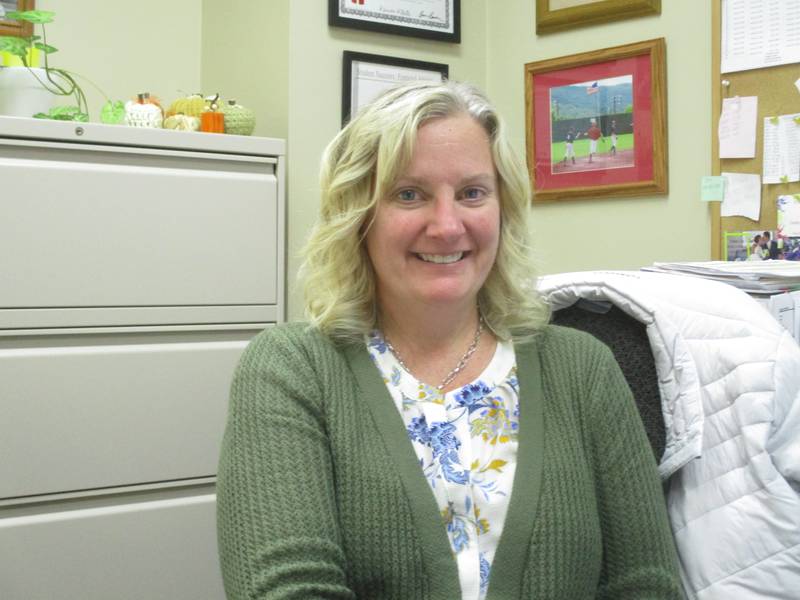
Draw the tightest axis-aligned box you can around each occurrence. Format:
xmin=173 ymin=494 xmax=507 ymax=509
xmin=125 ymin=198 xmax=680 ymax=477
xmin=531 ymin=53 xmax=652 ymax=191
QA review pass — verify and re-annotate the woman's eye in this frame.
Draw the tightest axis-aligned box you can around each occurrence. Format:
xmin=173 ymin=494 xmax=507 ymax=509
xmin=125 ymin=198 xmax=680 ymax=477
xmin=462 ymin=187 xmax=486 ymax=201
xmin=397 ymin=189 xmax=418 ymax=202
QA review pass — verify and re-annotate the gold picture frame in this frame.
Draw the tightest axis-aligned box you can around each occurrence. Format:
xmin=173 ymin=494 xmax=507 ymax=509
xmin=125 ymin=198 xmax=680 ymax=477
xmin=0 ymin=0 xmax=35 ymax=37
xmin=524 ymin=38 xmax=667 ymax=202
xmin=536 ymin=0 xmax=660 ymax=35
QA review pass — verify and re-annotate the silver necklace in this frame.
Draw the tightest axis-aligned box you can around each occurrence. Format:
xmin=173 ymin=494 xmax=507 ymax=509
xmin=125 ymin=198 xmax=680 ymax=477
xmin=383 ymin=316 xmax=484 ymax=391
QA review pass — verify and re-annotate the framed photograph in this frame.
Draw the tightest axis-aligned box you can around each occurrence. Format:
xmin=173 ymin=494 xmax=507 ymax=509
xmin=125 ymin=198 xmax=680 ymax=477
xmin=342 ymin=51 xmax=449 ymax=125
xmin=0 ymin=0 xmax=34 ymax=37
xmin=536 ymin=0 xmax=660 ymax=35
xmin=329 ymin=0 xmax=460 ymax=43
xmin=524 ymin=38 xmax=667 ymax=203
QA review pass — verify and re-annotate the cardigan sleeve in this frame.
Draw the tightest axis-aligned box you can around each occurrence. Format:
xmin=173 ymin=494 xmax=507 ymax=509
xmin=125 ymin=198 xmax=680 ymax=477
xmin=216 ymin=326 xmax=356 ymax=600
xmin=587 ymin=344 xmax=685 ymax=600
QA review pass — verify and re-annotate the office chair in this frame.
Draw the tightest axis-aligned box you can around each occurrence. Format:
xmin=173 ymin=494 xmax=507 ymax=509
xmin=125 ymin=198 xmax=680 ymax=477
xmin=552 ymin=301 xmax=666 ymax=462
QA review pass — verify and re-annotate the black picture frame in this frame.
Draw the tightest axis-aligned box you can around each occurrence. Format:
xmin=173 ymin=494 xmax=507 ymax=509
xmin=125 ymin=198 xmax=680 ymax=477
xmin=342 ymin=51 xmax=449 ymax=125
xmin=329 ymin=0 xmax=460 ymax=43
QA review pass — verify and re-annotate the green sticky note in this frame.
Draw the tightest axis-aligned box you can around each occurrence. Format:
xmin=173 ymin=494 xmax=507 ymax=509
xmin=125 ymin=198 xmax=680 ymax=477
xmin=794 ymin=116 xmax=800 ymax=125
xmin=701 ymin=176 xmax=726 ymax=202
xmin=770 ymin=116 xmax=780 ymax=125
xmin=781 ymin=175 xmax=790 ymax=183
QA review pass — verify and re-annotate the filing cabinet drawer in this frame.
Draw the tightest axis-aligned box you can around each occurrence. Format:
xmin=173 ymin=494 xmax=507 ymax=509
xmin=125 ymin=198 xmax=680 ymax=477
xmin=0 ymin=490 xmax=224 ymax=599
xmin=0 ymin=144 xmax=278 ymax=308
xmin=0 ymin=326 xmax=263 ymax=500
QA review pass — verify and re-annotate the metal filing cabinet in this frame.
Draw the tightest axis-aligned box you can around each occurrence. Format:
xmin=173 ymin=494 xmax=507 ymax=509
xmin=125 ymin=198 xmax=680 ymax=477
xmin=0 ymin=116 xmax=285 ymax=599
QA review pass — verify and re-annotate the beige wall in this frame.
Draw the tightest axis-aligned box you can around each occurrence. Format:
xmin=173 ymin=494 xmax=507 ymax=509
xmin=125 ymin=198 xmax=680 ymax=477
xmin=487 ymin=0 xmax=712 ymax=274
xmin=38 ymin=0 xmax=202 ymax=120
xmin=201 ymin=0 xmax=288 ymax=139
xmin=30 ymin=1 xmax=712 ymax=319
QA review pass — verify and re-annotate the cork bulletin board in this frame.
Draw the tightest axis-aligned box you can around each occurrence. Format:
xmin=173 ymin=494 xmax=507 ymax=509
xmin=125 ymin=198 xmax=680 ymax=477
xmin=711 ymin=2 xmax=800 ymax=259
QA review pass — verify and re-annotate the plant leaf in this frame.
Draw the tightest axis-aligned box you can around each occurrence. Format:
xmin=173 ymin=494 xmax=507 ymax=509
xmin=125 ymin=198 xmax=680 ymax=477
xmin=100 ymin=100 xmax=125 ymax=124
xmin=33 ymin=42 xmax=57 ymax=54
xmin=50 ymin=105 xmax=79 ymax=116
xmin=33 ymin=106 xmax=88 ymax=121
xmin=6 ymin=10 xmax=55 ymax=24
xmin=0 ymin=36 xmax=30 ymax=58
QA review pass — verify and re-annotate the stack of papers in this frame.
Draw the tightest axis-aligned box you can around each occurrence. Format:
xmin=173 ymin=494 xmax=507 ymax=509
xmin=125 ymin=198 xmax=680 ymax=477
xmin=643 ymin=261 xmax=800 ymax=293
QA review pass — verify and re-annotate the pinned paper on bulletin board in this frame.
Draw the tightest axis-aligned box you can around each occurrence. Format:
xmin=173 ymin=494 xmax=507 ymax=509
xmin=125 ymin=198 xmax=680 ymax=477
xmin=718 ymin=96 xmax=757 ymax=158
xmin=721 ymin=172 xmax=761 ymax=221
xmin=763 ymin=114 xmax=800 ymax=184
xmin=778 ymin=195 xmax=800 ymax=237
xmin=721 ymin=0 xmax=800 ymax=73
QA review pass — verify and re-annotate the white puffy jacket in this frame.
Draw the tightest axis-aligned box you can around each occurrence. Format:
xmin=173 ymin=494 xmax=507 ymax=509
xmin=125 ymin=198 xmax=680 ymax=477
xmin=537 ymin=271 xmax=800 ymax=600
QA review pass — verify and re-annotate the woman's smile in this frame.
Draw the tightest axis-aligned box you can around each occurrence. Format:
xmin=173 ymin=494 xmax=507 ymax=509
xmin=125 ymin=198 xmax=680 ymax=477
xmin=416 ymin=252 xmax=467 ymax=264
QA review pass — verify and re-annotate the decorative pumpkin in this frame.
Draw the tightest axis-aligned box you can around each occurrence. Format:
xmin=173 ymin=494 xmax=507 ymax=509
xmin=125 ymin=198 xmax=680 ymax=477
xmin=165 ymin=93 xmax=207 ymax=118
xmin=221 ymin=99 xmax=256 ymax=136
xmin=200 ymin=93 xmax=225 ymax=133
xmin=163 ymin=114 xmax=200 ymax=131
xmin=124 ymin=93 xmax=163 ymax=128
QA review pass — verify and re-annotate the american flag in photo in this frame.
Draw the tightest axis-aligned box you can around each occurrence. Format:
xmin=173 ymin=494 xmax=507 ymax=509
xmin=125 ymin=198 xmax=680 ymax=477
xmin=586 ymin=82 xmax=599 ymax=95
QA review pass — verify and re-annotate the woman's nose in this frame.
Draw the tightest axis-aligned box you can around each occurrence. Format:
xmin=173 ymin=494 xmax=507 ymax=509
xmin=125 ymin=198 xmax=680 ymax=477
xmin=426 ymin=194 xmax=465 ymax=239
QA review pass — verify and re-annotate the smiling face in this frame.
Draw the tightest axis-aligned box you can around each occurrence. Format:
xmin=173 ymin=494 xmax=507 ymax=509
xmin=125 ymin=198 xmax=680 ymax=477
xmin=365 ymin=113 xmax=500 ymax=318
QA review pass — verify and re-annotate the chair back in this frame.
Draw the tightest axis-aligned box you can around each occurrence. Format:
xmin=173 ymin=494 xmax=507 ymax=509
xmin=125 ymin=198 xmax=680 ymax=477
xmin=552 ymin=303 xmax=666 ymax=462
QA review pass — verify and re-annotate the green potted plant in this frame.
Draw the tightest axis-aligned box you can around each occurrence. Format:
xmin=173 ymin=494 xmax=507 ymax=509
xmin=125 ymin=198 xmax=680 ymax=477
xmin=0 ymin=9 xmax=122 ymax=122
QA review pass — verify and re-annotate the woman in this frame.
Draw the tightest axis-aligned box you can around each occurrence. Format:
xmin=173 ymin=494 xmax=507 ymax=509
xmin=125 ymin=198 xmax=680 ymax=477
xmin=217 ymin=81 xmax=682 ymax=599
xmin=749 ymin=234 xmax=764 ymax=260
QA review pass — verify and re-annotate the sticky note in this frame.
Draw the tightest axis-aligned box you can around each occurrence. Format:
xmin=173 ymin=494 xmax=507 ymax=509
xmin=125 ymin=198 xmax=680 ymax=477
xmin=701 ymin=176 xmax=726 ymax=202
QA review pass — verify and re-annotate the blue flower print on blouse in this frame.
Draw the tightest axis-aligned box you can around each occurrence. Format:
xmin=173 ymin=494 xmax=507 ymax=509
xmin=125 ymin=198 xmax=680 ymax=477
xmin=470 ymin=459 xmax=508 ymax=502
xmin=470 ymin=393 xmax=519 ymax=446
xmin=455 ymin=381 xmax=494 ymax=413
xmin=480 ymin=553 xmax=491 ymax=596
xmin=407 ymin=418 xmax=469 ymax=485
xmin=428 ymin=421 xmax=459 ymax=455
xmin=390 ymin=366 xmax=402 ymax=387
xmin=367 ymin=331 xmax=389 ymax=354
xmin=430 ymin=422 xmax=469 ymax=485
xmin=442 ymin=502 xmax=471 ymax=553
xmin=407 ymin=416 xmax=431 ymax=445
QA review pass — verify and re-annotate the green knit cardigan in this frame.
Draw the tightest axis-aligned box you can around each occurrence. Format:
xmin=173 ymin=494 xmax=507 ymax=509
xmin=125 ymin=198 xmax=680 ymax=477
xmin=217 ymin=322 xmax=683 ymax=599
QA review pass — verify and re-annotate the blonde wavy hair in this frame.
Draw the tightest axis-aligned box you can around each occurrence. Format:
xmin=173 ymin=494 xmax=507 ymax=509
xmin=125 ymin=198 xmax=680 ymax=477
xmin=299 ymin=80 xmax=550 ymax=342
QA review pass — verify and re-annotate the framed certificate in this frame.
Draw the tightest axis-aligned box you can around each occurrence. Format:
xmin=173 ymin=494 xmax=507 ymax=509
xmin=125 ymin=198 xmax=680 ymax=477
xmin=329 ymin=0 xmax=460 ymax=43
xmin=342 ymin=51 xmax=449 ymax=125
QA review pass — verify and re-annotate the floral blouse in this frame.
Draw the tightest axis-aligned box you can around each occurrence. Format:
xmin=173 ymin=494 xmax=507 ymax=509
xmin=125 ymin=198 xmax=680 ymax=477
xmin=366 ymin=333 xmax=519 ymax=600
